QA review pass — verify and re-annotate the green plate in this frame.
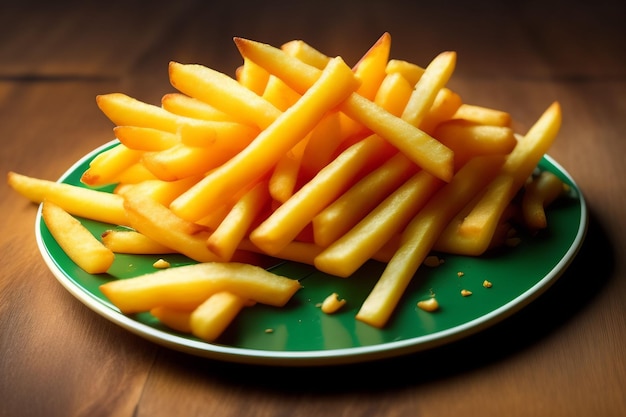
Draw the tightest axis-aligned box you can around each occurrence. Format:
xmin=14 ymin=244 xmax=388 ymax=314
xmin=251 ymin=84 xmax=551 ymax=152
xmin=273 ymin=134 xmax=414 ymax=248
xmin=36 ymin=140 xmax=587 ymax=366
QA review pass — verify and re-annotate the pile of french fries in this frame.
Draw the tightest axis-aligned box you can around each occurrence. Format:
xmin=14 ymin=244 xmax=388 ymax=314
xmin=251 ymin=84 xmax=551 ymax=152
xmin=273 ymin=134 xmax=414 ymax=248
xmin=7 ymin=32 xmax=568 ymax=340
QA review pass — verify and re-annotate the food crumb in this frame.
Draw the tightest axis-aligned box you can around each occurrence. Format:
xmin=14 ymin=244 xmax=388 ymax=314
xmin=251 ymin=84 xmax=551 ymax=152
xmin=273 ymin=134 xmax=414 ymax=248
xmin=461 ymin=289 xmax=473 ymax=297
xmin=320 ymin=292 xmax=346 ymax=314
xmin=152 ymin=258 xmax=171 ymax=269
xmin=264 ymin=328 xmax=274 ymax=334
xmin=457 ymin=271 xmax=465 ymax=277
xmin=482 ymin=280 xmax=493 ymax=288
xmin=424 ymin=255 xmax=444 ymax=267
xmin=417 ymin=297 xmax=439 ymax=312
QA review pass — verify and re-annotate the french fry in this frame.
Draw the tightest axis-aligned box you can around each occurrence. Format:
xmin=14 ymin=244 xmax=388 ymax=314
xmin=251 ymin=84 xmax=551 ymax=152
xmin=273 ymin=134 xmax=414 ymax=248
xmin=122 ymin=189 xmax=220 ymax=263
xmin=312 ymin=152 xmax=418 ymax=247
xmin=249 ymin=133 xmax=389 ymax=255
xmin=268 ymin=136 xmax=309 ymax=203
xmin=99 ymin=262 xmax=302 ymax=313
xmin=385 ymin=59 xmax=425 ymax=86
xmin=521 ymin=171 xmax=567 ymax=230
xmin=113 ymin=126 xmax=179 ymax=151
xmin=372 ymin=72 xmax=414 ymax=117
xmin=207 ymin=180 xmax=271 ymax=261
xmin=314 ymin=169 xmax=443 ymax=277
xmin=400 ymin=51 xmax=457 ymax=128
xmin=234 ymin=37 xmax=455 ymax=182
xmin=418 ymin=87 xmax=463 ymax=135
xmin=261 ymin=75 xmax=301 ymax=111
xmin=161 ymin=93 xmax=244 ymax=123
xmin=351 ymin=32 xmax=391 ymax=101
xmin=236 ymin=57 xmax=270 ymax=95
xmin=168 ymin=61 xmax=281 ymax=129
xmin=356 ymin=154 xmax=506 ymax=328
xmin=452 ymin=103 xmax=512 ymax=127
xmin=96 ymin=93 xmax=182 ymax=132
xmin=177 ymin=118 xmax=258 ymax=150
xmin=81 ymin=143 xmax=144 ymax=187
xmin=190 ymin=291 xmax=252 ymax=342
xmin=281 ymin=39 xmax=330 ymax=69
xmin=42 ymin=200 xmax=115 ymax=274
xmin=101 ymin=229 xmax=175 ymax=254
xmin=7 ymin=171 xmax=128 ymax=226
xmin=169 ymin=56 xmax=360 ymax=222
xmin=150 ymin=306 xmax=192 ymax=333
xmin=434 ymin=102 xmax=562 ymax=256
xmin=115 ymin=176 xmax=199 ymax=206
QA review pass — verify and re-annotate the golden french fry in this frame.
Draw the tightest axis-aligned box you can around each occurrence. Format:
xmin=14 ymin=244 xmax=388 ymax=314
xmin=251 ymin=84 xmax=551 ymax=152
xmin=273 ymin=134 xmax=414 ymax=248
xmin=190 ymin=291 xmax=251 ymax=342
xmin=281 ymin=39 xmax=330 ymax=69
xmin=312 ymin=152 xmax=418 ymax=247
xmin=207 ymin=180 xmax=271 ymax=261
xmin=400 ymin=51 xmax=457 ymax=128
xmin=170 ymin=56 xmax=360 ymax=222
xmin=236 ymin=57 xmax=270 ymax=95
xmin=161 ymin=93 xmax=243 ymax=123
xmin=314 ymin=169 xmax=443 ymax=277
xmin=99 ymin=262 xmax=302 ymax=313
xmin=177 ymin=118 xmax=258 ymax=150
xmin=356 ymin=154 xmax=505 ymax=328
xmin=351 ymin=32 xmax=391 ymax=101
xmin=113 ymin=126 xmax=179 ymax=152
xmin=249 ymin=133 xmax=389 ymax=255
xmin=261 ymin=75 xmax=301 ymax=111
xmin=115 ymin=176 xmax=199 ymax=206
xmin=96 ymin=93 xmax=181 ymax=132
xmin=7 ymin=171 xmax=128 ymax=226
xmin=122 ymin=188 xmax=220 ymax=263
xmin=385 ymin=59 xmax=425 ymax=86
xmin=373 ymin=72 xmax=414 ymax=117
xmin=42 ymin=200 xmax=115 ymax=274
xmin=234 ymin=37 xmax=454 ymax=182
xmin=418 ymin=87 xmax=463 ymax=135
xmin=521 ymin=171 xmax=566 ymax=230
xmin=101 ymin=229 xmax=175 ymax=254
xmin=437 ymin=102 xmax=562 ymax=255
xmin=453 ymin=103 xmax=512 ymax=127
xmin=168 ymin=61 xmax=281 ymax=129
xmin=150 ymin=306 xmax=192 ymax=333
xmin=81 ymin=143 xmax=143 ymax=187
xmin=269 ymin=136 xmax=309 ymax=203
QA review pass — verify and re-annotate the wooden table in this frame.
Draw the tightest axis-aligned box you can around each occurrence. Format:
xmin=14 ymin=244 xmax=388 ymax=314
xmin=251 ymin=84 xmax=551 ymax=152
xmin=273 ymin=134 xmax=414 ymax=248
xmin=1 ymin=1 xmax=624 ymax=416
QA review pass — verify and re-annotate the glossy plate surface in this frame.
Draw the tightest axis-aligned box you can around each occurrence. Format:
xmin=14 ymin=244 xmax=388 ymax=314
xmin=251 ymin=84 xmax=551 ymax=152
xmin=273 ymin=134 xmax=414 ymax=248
xmin=36 ymin=141 xmax=587 ymax=366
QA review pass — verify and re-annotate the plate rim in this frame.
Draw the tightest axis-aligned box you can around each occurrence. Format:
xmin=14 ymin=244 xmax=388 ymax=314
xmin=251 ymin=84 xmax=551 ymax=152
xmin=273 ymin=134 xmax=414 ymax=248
xmin=35 ymin=140 xmax=588 ymax=366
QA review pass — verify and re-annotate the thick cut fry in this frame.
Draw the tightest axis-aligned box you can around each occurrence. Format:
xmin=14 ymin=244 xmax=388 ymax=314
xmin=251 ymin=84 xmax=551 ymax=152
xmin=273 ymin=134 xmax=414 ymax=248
xmin=177 ymin=119 xmax=258 ymax=150
xmin=385 ymin=59 xmax=425 ymax=86
xmin=207 ymin=180 xmax=271 ymax=261
xmin=42 ymin=201 xmax=115 ymax=274
xmin=115 ymin=176 xmax=199 ymax=206
xmin=436 ymin=102 xmax=562 ymax=255
xmin=122 ymin=189 xmax=220 ymax=263
xmin=99 ymin=262 xmax=302 ymax=313
xmin=161 ymin=93 xmax=244 ymax=123
xmin=96 ymin=93 xmax=182 ymax=132
xmin=351 ymin=32 xmax=391 ymax=101
xmin=168 ymin=61 xmax=281 ymax=129
xmin=453 ymin=103 xmax=512 ymax=127
xmin=356 ymin=155 xmax=505 ymax=328
xmin=237 ymin=57 xmax=270 ymax=95
xmin=150 ymin=306 xmax=192 ymax=333
xmin=400 ymin=51 xmax=457 ymax=127
xmin=281 ymin=39 xmax=330 ymax=69
xmin=141 ymin=143 xmax=238 ymax=182
xmin=7 ymin=171 xmax=128 ymax=226
xmin=521 ymin=171 xmax=566 ymax=230
xmin=190 ymin=292 xmax=250 ymax=342
xmin=249 ymin=134 xmax=388 ymax=255
xmin=113 ymin=126 xmax=179 ymax=151
xmin=234 ymin=37 xmax=454 ymax=182
xmin=170 ymin=56 xmax=360 ymax=222
xmin=312 ymin=152 xmax=418 ymax=247
xmin=101 ymin=229 xmax=175 ymax=254
xmin=314 ymin=170 xmax=443 ymax=277
xmin=261 ymin=75 xmax=301 ymax=111
xmin=373 ymin=72 xmax=414 ymax=117
xmin=81 ymin=143 xmax=143 ymax=186
xmin=418 ymin=88 xmax=463 ymax=135
xmin=434 ymin=120 xmax=517 ymax=168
